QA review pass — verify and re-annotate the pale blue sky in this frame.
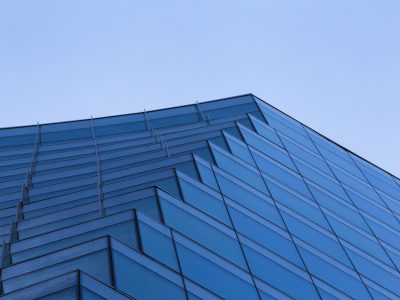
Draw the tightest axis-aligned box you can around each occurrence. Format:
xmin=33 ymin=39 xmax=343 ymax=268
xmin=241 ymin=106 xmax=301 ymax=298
xmin=0 ymin=1 xmax=399 ymax=176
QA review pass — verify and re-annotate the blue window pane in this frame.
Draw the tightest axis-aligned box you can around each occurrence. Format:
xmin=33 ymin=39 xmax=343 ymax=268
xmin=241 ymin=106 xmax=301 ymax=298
xmin=113 ymin=250 xmax=186 ymax=300
xmin=264 ymin=177 xmax=331 ymax=231
xmin=81 ymin=287 xmax=105 ymax=300
xmin=12 ymin=220 xmax=137 ymax=263
xmin=307 ymin=181 xmax=371 ymax=233
xmin=227 ymin=201 xmax=303 ymax=268
xmin=194 ymin=155 xmax=219 ymax=189
xmin=214 ymin=167 xmax=283 ymax=228
xmin=40 ymin=287 xmax=78 ymax=300
xmin=224 ymin=131 xmax=255 ymax=166
xmin=345 ymin=245 xmax=400 ymax=296
xmin=3 ymin=248 xmax=110 ymax=293
xmin=239 ymin=124 xmax=296 ymax=171
xmin=210 ymin=144 xmax=270 ymax=195
xmin=248 ymin=115 xmax=283 ymax=147
xmin=330 ymin=163 xmax=384 ymax=204
xmin=174 ymin=233 xmax=259 ymax=300
xmin=326 ymin=214 xmax=395 ymax=268
xmin=345 ymin=186 xmax=400 ymax=233
xmin=297 ymin=242 xmax=372 ymax=300
xmin=281 ymin=210 xmax=352 ymax=267
xmin=158 ymin=190 xmax=248 ymax=270
xmin=279 ymin=133 xmax=334 ymax=176
xmin=137 ymin=212 xmax=179 ymax=271
xmin=241 ymin=237 xmax=319 ymax=299
xmin=177 ymin=171 xmax=231 ymax=226
xmin=251 ymin=147 xmax=312 ymax=198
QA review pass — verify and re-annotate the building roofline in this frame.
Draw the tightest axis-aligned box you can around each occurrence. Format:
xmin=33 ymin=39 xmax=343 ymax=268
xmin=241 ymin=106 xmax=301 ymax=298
xmin=0 ymin=93 xmax=255 ymax=131
xmin=1 ymin=92 xmax=398 ymax=181
xmin=253 ymin=95 xmax=400 ymax=182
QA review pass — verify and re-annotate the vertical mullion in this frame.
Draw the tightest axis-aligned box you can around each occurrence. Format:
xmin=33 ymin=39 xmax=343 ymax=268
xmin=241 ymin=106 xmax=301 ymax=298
xmin=91 ymin=117 xmax=105 ymax=217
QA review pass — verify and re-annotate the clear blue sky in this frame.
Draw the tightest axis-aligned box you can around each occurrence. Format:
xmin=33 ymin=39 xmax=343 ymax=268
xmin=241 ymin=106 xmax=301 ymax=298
xmin=0 ymin=1 xmax=399 ymax=176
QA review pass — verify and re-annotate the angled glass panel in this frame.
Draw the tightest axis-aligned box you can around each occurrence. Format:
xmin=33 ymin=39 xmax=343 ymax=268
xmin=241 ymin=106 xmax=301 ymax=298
xmin=250 ymin=147 xmax=312 ymax=198
xmin=344 ymin=242 xmax=400 ymax=297
xmin=214 ymin=167 xmax=284 ymax=228
xmin=173 ymin=231 xmax=259 ymax=300
xmin=325 ymin=214 xmax=395 ymax=268
xmin=329 ymin=162 xmax=384 ymax=204
xmin=177 ymin=170 xmax=231 ymax=226
xmin=292 ymin=155 xmax=349 ymax=201
xmin=157 ymin=189 xmax=248 ymax=270
xmin=193 ymin=155 xmax=219 ymax=190
xmin=137 ymin=211 xmax=179 ymax=271
xmin=210 ymin=143 xmax=270 ymax=195
xmin=248 ymin=114 xmax=283 ymax=147
xmin=12 ymin=210 xmax=138 ymax=263
xmin=307 ymin=180 xmax=371 ymax=232
xmin=296 ymin=238 xmax=372 ymax=300
xmin=238 ymin=124 xmax=296 ymax=171
xmin=264 ymin=175 xmax=331 ymax=231
xmin=112 ymin=239 xmax=186 ymax=300
xmin=279 ymin=133 xmax=334 ymax=176
xmin=80 ymin=272 xmax=134 ymax=300
xmin=223 ymin=131 xmax=255 ymax=166
xmin=0 ymin=271 xmax=78 ymax=300
xmin=345 ymin=186 xmax=400 ymax=233
xmin=2 ymin=238 xmax=111 ymax=293
xmin=280 ymin=208 xmax=352 ymax=267
xmin=240 ymin=234 xmax=319 ymax=299
xmin=226 ymin=198 xmax=303 ymax=268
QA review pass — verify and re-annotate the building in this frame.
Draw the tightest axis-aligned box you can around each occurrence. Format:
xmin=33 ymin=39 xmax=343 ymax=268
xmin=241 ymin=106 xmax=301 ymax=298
xmin=0 ymin=94 xmax=399 ymax=299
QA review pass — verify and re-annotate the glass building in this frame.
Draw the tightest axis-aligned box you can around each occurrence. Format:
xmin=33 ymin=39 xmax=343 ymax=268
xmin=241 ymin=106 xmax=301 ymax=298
xmin=0 ymin=94 xmax=399 ymax=299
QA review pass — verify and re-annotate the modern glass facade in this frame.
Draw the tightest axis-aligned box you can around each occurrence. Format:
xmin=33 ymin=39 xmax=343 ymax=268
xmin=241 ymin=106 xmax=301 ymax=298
xmin=0 ymin=94 xmax=399 ymax=299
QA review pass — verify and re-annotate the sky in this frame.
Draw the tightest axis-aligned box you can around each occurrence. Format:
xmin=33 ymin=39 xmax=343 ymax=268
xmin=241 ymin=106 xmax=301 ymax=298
xmin=0 ymin=1 xmax=399 ymax=176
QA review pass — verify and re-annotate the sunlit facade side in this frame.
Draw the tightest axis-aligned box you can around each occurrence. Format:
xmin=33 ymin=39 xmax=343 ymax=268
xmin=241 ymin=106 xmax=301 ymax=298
xmin=0 ymin=94 xmax=399 ymax=299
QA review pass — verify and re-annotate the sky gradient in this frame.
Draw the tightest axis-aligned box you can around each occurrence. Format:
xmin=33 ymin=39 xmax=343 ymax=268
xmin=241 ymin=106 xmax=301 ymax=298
xmin=0 ymin=1 xmax=399 ymax=176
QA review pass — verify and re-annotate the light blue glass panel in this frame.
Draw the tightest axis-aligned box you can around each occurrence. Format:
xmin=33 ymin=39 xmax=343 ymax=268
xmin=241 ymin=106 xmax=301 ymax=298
xmin=193 ymin=155 xmax=219 ymax=190
xmin=251 ymin=147 xmax=312 ymax=198
xmin=3 ymin=248 xmax=110 ymax=293
xmin=307 ymin=181 xmax=371 ymax=232
xmin=137 ymin=212 xmax=179 ymax=271
xmin=281 ymin=210 xmax=352 ymax=267
xmin=174 ymin=233 xmax=259 ymax=300
xmin=376 ymin=190 xmax=400 ymax=217
xmin=39 ymin=287 xmax=78 ymax=300
xmin=305 ymin=128 xmax=355 ymax=164
xmin=326 ymin=214 xmax=395 ymax=268
xmin=255 ymin=98 xmax=306 ymax=135
xmin=364 ymin=216 xmax=400 ymax=250
xmin=12 ymin=220 xmax=137 ymax=263
xmin=345 ymin=186 xmax=400 ymax=233
xmin=177 ymin=171 xmax=231 ymax=226
xmin=241 ymin=236 xmax=319 ymax=299
xmin=293 ymin=156 xmax=350 ymax=201
xmin=330 ymin=163 xmax=384 ymax=204
xmin=113 ymin=250 xmax=186 ymax=300
xmin=214 ymin=167 xmax=283 ymax=228
xmin=264 ymin=176 xmax=331 ymax=231
xmin=248 ymin=115 xmax=283 ymax=147
xmin=227 ymin=200 xmax=303 ymax=268
xmin=223 ymin=131 xmax=255 ymax=166
xmin=297 ymin=241 xmax=372 ymax=300
xmin=210 ymin=143 xmax=270 ymax=195
xmin=239 ymin=124 xmax=296 ymax=171
xmin=279 ymin=133 xmax=334 ymax=176
xmin=345 ymin=244 xmax=400 ymax=296
xmin=81 ymin=288 xmax=105 ymax=300
xmin=158 ymin=190 xmax=248 ymax=270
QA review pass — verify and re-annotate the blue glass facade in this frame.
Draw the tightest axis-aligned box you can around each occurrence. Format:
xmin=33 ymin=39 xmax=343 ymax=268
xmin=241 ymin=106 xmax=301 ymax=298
xmin=0 ymin=94 xmax=399 ymax=299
